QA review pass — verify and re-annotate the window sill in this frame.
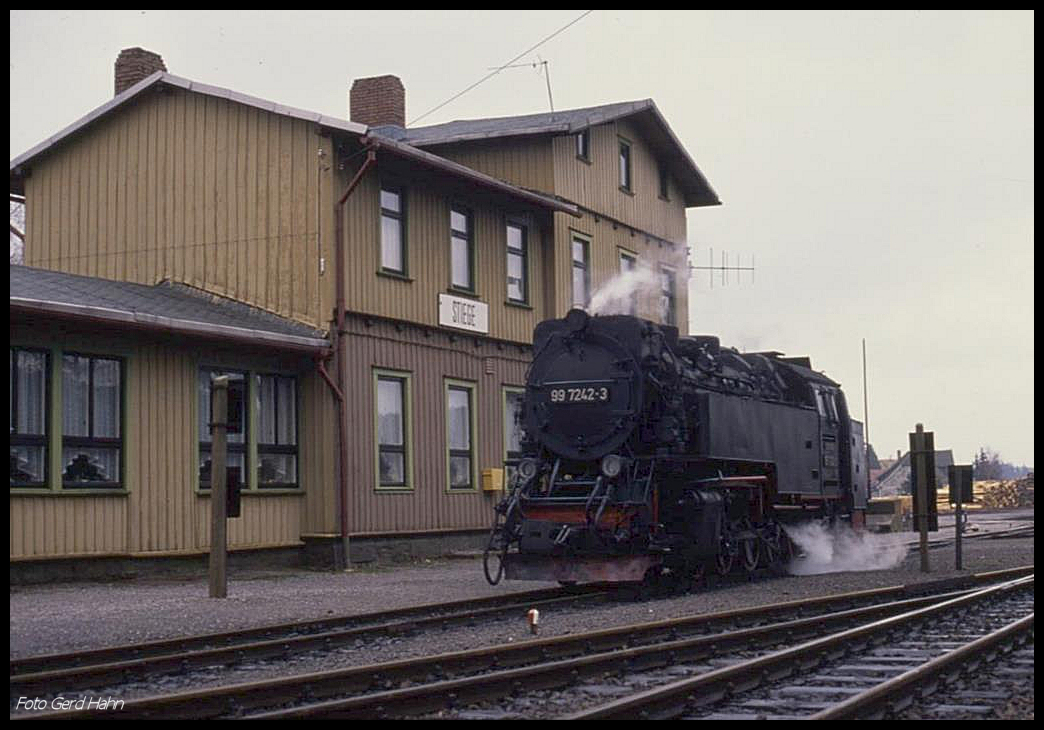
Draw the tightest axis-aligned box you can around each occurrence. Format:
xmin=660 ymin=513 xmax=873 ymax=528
xmin=10 ymin=488 xmax=130 ymax=497
xmin=447 ymin=287 xmax=481 ymax=300
xmin=195 ymin=488 xmax=303 ymax=497
xmin=377 ymin=269 xmax=414 ymax=283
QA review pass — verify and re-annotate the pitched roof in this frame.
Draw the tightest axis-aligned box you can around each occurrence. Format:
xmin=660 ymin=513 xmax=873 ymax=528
xmin=8 ymin=72 xmax=576 ymax=217
xmin=875 ymin=449 xmax=956 ymax=487
xmin=10 ymin=265 xmax=328 ymax=352
xmin=10 ymin=72 xmax=366 ymax=177
xmin=372 ymin=99 xmax=721 ymax=208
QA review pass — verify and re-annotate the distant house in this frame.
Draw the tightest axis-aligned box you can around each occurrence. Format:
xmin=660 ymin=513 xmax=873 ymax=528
xmin=875 ymin=449 xmax=955 ymax=495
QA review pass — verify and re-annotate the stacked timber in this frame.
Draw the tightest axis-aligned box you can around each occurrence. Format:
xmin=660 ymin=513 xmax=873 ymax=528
xmin=978 ymin=474 xmax=1034 ymax=509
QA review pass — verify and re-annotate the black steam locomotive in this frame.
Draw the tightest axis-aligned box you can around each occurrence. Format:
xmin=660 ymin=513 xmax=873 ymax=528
xmin=485 ymin=309 xmax=867 ymax=585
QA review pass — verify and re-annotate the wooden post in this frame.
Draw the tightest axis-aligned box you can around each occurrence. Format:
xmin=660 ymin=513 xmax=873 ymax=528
xmin=209 ymin=376 xmax=229 ymax=598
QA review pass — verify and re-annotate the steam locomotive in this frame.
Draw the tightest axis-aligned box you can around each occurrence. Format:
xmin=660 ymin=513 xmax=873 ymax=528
xmin=484 ymin=308 xmax=868 ymax=586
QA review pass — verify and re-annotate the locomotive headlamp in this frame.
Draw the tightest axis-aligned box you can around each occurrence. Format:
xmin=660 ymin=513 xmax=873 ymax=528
xmin=518 ymin=458 xmax=539 ymax=481
xmin=601 ymin=454 xmax=625 ymax=479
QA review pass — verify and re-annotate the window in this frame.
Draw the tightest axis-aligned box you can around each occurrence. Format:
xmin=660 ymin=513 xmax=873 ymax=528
xmin=62 ymin=354 xmax=123 ymax=488
xmin=10 ymin=348 xmax=49 ymax=488
xmin=503 ymin=387 xmax=525 ymax=485
xmin=198 ymin=369 xmax=247 ymax=490
xmin=658 ymin=164 xmax=670 ymax=200
xmin=659 ymin=266 xmax=676 ymax=326
xmin=571 ymin=235 xmax=590 ymax=308
xmin=619 ymin=251 xmax=638 ymax=316
xmin=813 ymin=387 xmax=827 ymax=418
xmin=256 ymin=374 xmax=298 ymax=489
xmin=619 ymin=138 xmax=632 ymax=191
xmin=375 ymin=371 xmax=411 ymax=490
xmin=576 ymin=129 xmax=590 ymax=160
xmin=446 ymin=381 xmax=475 ymax=491
xmin=380 ymin=185 xmax=406 ymax=275
xmin=506 ymin=222 xmax=528 ymax=304
xmin=450 ymin=206 xmax=474 ymax=291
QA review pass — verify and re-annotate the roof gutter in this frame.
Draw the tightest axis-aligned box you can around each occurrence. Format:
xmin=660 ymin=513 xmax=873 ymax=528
xmin=9 ymin=298 xmax=329 ymax=353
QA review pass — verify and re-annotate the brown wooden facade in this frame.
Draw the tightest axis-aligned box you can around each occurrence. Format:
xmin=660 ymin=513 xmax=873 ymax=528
xmin=11 ymin=72 xmax=708 ymax=564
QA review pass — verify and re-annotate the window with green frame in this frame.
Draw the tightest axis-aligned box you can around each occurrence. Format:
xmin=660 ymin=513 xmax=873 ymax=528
xmin=198 ymin=368 xmax=248 ymax=490
xmin=503 ymin=387 xmax=525 ymax=486
xmin=256 ymin=373 xmax=298 ymax=489
xmin=450 ymin=206 xmax=474 ymax=292
xmin=375 ymin=370 xmax=412 ymax=490
xmin=61 ymin=353 xmax=124 ymax=488
xmin=619 ymin=138 xmax=633 ymax=192
xmin=506 ymin=221 xmax=528 ymax=304
xmin=10 ymin=347 xmax=49 ymax=489
xmin=446 ymin=380 xmax=476 ymax=491
xmin=380 ymin=185 xmax=406 ymax=275
xmin=197 ymin=367 xmax=302 ymax=492
xmin=571 ymin=234 xmax=590 ymax=308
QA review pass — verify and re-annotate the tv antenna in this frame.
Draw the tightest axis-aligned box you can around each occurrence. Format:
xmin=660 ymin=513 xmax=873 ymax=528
xmin=689 ymin=248 xmax=755 ymax=289
xmin=488 ymin=58 xmax=554 ymax=112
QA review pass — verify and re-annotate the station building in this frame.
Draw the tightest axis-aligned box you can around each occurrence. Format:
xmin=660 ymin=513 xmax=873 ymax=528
xmin=9 ymin=48 xmax=719 ymax=577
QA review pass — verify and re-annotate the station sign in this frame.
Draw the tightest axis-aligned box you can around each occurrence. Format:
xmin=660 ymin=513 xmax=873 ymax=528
xmin=438 ymin=293 xmax=489 ymax=334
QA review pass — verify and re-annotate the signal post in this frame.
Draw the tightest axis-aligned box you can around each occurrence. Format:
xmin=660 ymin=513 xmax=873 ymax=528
xmin=909 ymin=424 xmax=938 ymax=573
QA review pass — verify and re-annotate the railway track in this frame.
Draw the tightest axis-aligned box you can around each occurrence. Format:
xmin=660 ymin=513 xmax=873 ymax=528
xmin=11 ymin=565 xmax=1031 ymax=720
xmin=567 ymin=574 xmax=1033 ymax=720
xmin=9 ymin=583 xmax=607 ymax=699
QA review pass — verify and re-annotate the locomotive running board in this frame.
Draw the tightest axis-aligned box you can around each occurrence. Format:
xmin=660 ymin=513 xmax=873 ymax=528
xmin=503 ymin=554 xmax=661 ymax=584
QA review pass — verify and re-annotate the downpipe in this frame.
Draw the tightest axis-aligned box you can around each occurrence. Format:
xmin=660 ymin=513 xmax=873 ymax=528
xmin=328 ymin=144 xmax=377 ymax=569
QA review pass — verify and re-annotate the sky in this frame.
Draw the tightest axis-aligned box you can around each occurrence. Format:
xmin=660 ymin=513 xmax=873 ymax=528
xmin=9 ymin=10 xmax=1035 ymax=467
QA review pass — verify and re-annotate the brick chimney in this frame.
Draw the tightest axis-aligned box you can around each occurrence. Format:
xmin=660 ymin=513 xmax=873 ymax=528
xmin=114 ymin=47 xmax=167 ymax=96
xmin=350 ymin=75 xmax=405 ymax=128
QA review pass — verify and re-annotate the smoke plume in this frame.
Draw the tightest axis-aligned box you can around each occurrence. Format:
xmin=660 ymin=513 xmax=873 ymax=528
xmin=587 ymin=259 xmax=662 ymax=316
xmin=784 ymin=521 xmax=908 ymax=575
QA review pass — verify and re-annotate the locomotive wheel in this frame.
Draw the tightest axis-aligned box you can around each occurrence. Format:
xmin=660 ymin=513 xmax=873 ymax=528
xmin=761 ymin=522 xmax=788 ymax=574
xmin=741 ymin=536 xmax=760 ymax=573
xmin=738 ymin=519 xmax=759 ymax=573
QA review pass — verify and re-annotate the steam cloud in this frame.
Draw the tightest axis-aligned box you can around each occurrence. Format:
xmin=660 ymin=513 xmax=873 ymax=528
xmin=784 ymin=521 xmax=908 ymax=575
xmin=587 ymin=259 xmax=665 ymax=316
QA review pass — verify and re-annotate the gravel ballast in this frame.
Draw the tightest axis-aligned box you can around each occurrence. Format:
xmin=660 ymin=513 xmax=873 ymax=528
xmin=10 ymin=526 xmax=1033 ymax=717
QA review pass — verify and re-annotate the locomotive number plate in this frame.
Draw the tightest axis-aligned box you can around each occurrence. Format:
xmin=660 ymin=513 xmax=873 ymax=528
xmin=548 ymin=385 xmax=611 ymax=403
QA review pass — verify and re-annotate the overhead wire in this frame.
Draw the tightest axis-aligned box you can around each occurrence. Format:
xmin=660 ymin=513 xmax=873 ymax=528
xmin=408 ymin=10 xmax=594 ymax=126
